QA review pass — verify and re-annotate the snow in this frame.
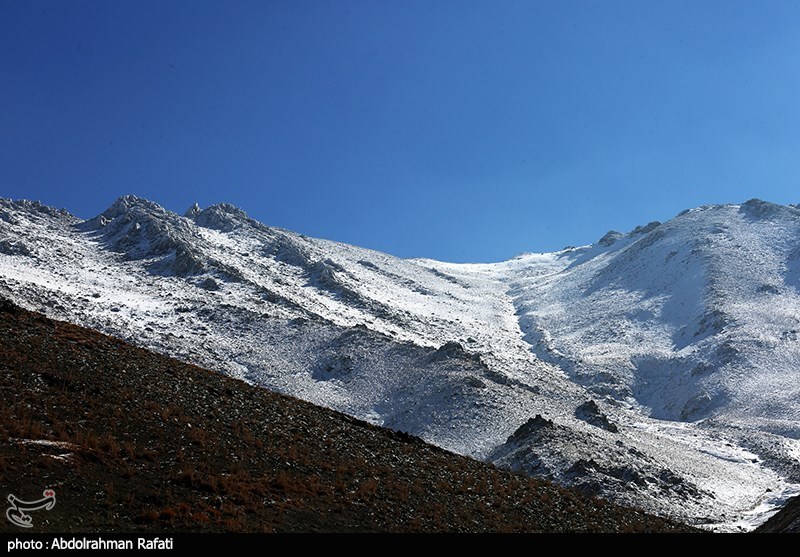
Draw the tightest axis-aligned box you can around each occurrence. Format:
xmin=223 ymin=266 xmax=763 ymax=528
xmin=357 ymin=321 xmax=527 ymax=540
xmin=2 ymin=195 xmax=800 ymax=530
xmin=13 ymin=438 xmax=79 ymax=450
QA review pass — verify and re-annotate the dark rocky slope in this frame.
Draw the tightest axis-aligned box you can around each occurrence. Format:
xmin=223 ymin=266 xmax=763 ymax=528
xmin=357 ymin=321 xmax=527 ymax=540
xmin=756 ymin=495 xmax=800 ymax=533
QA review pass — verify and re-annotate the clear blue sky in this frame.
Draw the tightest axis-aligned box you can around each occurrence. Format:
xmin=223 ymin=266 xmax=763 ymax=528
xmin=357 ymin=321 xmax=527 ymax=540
xmin=3 ymin=1 xmax=800 ymax=262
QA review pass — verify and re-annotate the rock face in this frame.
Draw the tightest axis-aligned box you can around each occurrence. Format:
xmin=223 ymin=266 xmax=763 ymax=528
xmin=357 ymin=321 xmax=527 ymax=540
xmin=508 ymin=415 xmax=555 ymax=441
xmin=757 ymin=495 xmax=800 ymax=533
xmin=575 ymin=400 xmax=618 ymax=433
xmin=78 ymin=195 xmax=207 ymax=276
xmin=187 ymin=202 xmax=251 ymax=232
xmin=489 ymin=410 xmax=708 ymax=520
xmin=2 ymin=195 xmax=800 ymax=530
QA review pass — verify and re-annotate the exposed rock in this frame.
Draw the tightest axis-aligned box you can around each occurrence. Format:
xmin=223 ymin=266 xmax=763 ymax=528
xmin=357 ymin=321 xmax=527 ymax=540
xmin=680 ymin=391 xmax=712 ymax=421
xmin=171 ymin=246 xmax=206 ymax=276
xmin=757 ymin=494 xmax=800 ymax=532
xmin=565 ymin=458 xmax=702 ymax=502
xmin=741 ymin=198 xmax=781 ymax=219
xmin=187 ymin=203 xmax=250 ymax=232
xmin=757 ymin=284 xmax=781 ymax=294
xmin=185 ymin=202 xmax=201 ymax=217
xmin=0 ymin=296 xmax=18 ymax=313
xmin=630 ymin=221 xmax=661 ymax=236
xmin=199 ymin=277 xmax=220 ymax=291
xmin=506 ymin=415 xmax=555 ymax=444
xmin=575 ymin=400 xmax=618 ymax=433
xmin=312 ymin=354 xmax=354 ymax=380
xmin=428 ymin=341 xmax=482 ymax=364
xmin=598 ymin=230 xmax=623 ymax=247
xmin=0 ymin=239 xmax=32 ymax=256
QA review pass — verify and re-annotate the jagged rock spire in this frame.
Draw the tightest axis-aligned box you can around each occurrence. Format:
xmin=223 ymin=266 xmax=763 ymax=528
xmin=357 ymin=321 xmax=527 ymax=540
xmin=185 ymin=202 xmax=201 ymax=217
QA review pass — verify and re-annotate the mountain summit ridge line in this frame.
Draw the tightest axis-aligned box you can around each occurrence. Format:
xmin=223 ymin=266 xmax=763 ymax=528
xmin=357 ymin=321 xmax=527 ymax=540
xmin=2 ymin=195 xmax=800 ymax=530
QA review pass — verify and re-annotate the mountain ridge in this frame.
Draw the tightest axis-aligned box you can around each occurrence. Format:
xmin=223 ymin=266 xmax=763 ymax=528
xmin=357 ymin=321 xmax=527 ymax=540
xmin=2 ymin=194 xmax=800 ymax=530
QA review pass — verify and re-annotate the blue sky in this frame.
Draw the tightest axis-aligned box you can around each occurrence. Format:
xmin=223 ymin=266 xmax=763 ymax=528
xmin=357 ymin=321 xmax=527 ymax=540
xmin=3 ymin=1 xmax=800 ymax=262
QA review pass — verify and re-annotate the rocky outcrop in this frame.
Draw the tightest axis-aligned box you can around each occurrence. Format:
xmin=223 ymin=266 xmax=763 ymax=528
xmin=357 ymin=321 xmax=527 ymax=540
xmin=575 ymin=400 xmax=618 ymax=433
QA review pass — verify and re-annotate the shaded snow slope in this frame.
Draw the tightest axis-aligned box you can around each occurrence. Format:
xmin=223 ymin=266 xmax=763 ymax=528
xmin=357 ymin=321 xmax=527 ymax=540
xmin=1 ymin=195 xmax=799 ymax=530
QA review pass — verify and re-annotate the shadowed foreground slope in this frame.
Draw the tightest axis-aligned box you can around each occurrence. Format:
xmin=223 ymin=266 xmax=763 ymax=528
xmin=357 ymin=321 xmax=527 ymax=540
xmin=756 ymin=495 xmax=800 ymax=533
xmin=0 ymin=298 xmax=694 ymax=533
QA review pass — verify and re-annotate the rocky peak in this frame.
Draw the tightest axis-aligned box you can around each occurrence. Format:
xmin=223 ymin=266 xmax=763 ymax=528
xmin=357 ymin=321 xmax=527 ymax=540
xmin=102 ymin=195 xmax=166 ymax=221
xmin=186 ymin=203 xmax=250 ymax=232
xmin=185 ymin=202 xmax=201 ymax=217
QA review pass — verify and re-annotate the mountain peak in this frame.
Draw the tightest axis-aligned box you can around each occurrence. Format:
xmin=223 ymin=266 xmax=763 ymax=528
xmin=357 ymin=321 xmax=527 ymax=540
xmin=185 ymin=202 xmax=201 ymax=217
xmin=739 ymin=197 xmax=798 ymax=220
xmin=5 ymin=194 xmax=800 ymax=530
xmin=0 ymin=198 xmax=74 ymax=221
xmin=102 ymin=195 xmax=166 ymax=220
xmin=184 ymin=202 xmax=250 ymax=232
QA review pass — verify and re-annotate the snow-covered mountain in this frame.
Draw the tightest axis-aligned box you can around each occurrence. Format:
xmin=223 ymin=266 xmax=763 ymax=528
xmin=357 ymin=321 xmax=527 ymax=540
xmin=2 ymin=195 xmax=800 ymax=530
